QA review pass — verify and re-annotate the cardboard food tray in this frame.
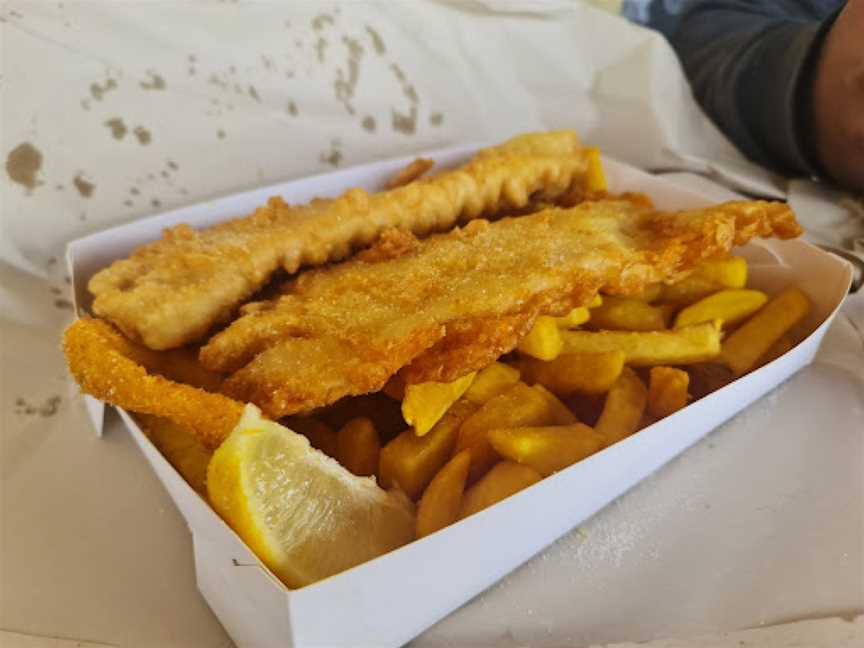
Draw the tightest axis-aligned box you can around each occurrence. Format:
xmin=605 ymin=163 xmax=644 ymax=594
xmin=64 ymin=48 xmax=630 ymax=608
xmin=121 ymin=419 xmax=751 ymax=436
xmin=67 ymin=147 xmax=853 ymax=648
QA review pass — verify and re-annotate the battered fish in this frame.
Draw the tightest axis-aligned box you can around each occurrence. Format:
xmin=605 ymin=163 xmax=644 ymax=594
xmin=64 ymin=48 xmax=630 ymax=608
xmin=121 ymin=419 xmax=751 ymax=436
xmin=63 ymin=318 xmax=242 ymax=449
xmin=89 ymin=131 xmax=593 ymax=350
xmin=200 ymin=199 xmax=801 ymax=418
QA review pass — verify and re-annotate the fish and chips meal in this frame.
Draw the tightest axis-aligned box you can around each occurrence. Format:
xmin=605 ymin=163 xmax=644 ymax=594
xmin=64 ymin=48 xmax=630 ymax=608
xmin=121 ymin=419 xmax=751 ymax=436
xmin=62 ymin=130 xmax=813 ymax=589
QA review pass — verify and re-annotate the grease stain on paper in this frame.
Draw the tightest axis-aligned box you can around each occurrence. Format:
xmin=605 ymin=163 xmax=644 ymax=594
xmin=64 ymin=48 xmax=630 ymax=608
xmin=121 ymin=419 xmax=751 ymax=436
xmin=312 ymin=13 xmax=334 ymax=30
xmin=90 ymin=78 xmax=117 ymax=101
xmin=366 ymin=26 xmax=386 ymax=55
xmin=319 ymin=139 xmax=343 ymax=167
xmin=140 ymin=70 xmax=166 ymax=90
xmin=73 ymin=173 xmax=95 ymax=198
xmin=6 ymin=142 xmax=43 ymax=190
xmin=334 ymin=36 xmax=364 ymax=115
xmin=104 ymin=117 xmax=128 ymax=140
xmin=133 ymin=126 xmax=152 ymax=145
xmin=15 ymin=395 xmax=62 ymax=417
xmin=389 ymin=63 xmax=419 ymax=135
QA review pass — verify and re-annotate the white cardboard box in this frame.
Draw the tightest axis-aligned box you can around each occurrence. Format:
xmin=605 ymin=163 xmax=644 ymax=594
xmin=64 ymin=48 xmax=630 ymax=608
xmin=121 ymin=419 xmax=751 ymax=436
xmin=67 ymin=148 xmax=853 ymax=648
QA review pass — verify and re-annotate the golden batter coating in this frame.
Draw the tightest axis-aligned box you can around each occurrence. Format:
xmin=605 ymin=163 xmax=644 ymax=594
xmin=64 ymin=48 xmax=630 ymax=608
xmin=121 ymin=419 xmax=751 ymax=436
xmin=63 ymin=318 xmax=243 ymax=449
xmin=89 ymin=131 xmax=592 ymax=350
xmin=202 ymin=199 xmax=801 ymax=418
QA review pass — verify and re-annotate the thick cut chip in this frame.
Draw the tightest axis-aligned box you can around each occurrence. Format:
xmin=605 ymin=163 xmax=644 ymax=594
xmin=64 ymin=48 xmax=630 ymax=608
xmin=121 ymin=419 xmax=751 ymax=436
xmin=720 ymin=287 xmax=810 ymax=376
xmin=456 ymin=382 xmax=574 ymax=482
xmin=379 ymin=400 xmax=477 ymax=500
xmin=646 ymin=367 xmax=690 ymax=419
xmin=283 ymin=417 xmax=339 ymax=458
xmin=488 ymin=423 xmax=604 ymax=476
xmin=137 ymin=415 xmax=212 ymax=495
xmin=459 ymin=461 xmax=542 ymax=519
xmin=674 ymin=289 xmax=768 ymax=329
xmin=532 ymin=384 xmax=578 ymax=425
xmin=336 ymin=417 xmax=381 ymax=477
xmin=659 ymin=257 xmax=748 ymax=305
xmin=519 ymin=351 xmax=625 ymax=395
xmin=463 ymin=362 xmax=522 ymax=404
xmin=595 ymin=367 xmax=648 ymax=446
xmin=402 ymin=371 xmax=476 ymax=436
xmin=587 ymin=295 xmax=672 ymax=331
xmin=758 ymin=334 xmax=794 ymax=367
xmin=687 ymin=363 xmax=734 ymax=399
xmin=517 ymin=316 xmax=564 ymax=360
xmin=551 ymin=306 xmax=591 ymax=329
xmin=561 ymin=322 xmax=721 ymax=367
xmin=416 ymin=449 xmax=472 ymax=538
xmin=207 ymin=405 xmax=415 ymax=588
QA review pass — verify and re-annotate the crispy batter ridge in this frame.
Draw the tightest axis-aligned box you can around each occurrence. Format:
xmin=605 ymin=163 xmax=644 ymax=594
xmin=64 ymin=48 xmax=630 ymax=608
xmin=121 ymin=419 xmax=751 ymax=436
xmin=202 ymin=199 xmax=801 ymax=418
xmin=384 ymin=157 xmax=435 ymax=189
xmin=89 ymin=131 xmax=590 ymax=350
xmin=63 ymin=319 xmax=243 ymax=449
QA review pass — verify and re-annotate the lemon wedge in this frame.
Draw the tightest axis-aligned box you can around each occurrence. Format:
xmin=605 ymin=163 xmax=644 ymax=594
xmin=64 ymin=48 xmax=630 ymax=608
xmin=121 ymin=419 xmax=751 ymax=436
xmin=207 ymin=405 xmax=415 ymax=588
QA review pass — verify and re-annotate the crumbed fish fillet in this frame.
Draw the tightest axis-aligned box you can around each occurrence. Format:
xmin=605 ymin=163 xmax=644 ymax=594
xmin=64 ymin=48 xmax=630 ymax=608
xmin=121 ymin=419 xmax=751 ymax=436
xmin=88 ymin=131 xmax=592 ymax=350
xmin=200 ymin=199 xmax=801 ymax=418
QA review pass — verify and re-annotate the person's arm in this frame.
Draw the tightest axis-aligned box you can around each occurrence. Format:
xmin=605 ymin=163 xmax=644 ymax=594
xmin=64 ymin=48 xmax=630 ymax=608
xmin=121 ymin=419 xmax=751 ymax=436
xmin=811 ymin=1 xmax=864 ymax=189
xmin=626 ymin=1 xmax=862 ymax=189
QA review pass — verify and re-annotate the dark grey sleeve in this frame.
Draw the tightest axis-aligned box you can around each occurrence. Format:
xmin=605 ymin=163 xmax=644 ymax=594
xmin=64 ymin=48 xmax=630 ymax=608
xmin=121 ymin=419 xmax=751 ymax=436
xmin=625 ymin=1 xmax=844 ymax=177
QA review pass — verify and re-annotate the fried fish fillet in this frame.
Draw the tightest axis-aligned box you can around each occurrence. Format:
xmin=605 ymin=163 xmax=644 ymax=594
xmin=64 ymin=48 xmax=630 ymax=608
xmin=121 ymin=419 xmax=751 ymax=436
xmin=200 ymin=199 xmax=801 ymax=418
xmin=63 ymin=318 xmax=242 ymax=449
xmin=89 ymin=131 xmax=593 ymax=351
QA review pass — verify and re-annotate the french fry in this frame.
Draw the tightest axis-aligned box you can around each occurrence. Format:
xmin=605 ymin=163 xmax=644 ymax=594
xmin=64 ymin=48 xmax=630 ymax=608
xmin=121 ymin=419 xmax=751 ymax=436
xmin=336 ymin=417 xmax=380 ymax=477
xmin=674 ymin=289 xmax=768 ymax=329
xmin=758 ymin=334 xmax=794 ymax=367
xmin=549 ymin=295 xmax=603 ymax=329
xmin=456 ymin=382 xmax=575 ymax=482
xmin=659 ymin=257 xmax=748 ymax=305
xmin=488 ymin=423 xmax=604 ymax=476
xmin=584 ymin=147 xmax=607 ymax=193
xmin=463 ymin=362 xmax=521 ymax=404
xmin=519 ymin=351 xmax=625 ymax=396
xmin=459 ymin=461 xmax=542 ymax=519
xmin=285 ymin=416 xmax=339 ymax=458
xmin=382 ymin=374 xmax=405 ymax=400
xmin=687 ymin=363 xmax=734 ymax=399
xmin=623 ymin=283 xmax=663 ymax=303
xmin=379 ymin=399 xmax=477 ymax=500
xmin=587 ymin=295 xmax=671 ymax=331
xmin=560 ymin=321 xmax=721 ymax=366
xmin=595 ymin=367 xmax=647 ymax=446
xmin=532 ymin=384 xmax=579 ymax=424
xmin=552 ymin=307 xmax=591 ymax=328
xmin=416 ymin=449 xmax=472 ymax=538
xmin=137 ymin=414 xmax=212 ymax=495
xmin=517 ymin=316 xmax=563 ymax=360
xmin=646 ymin=367 xmax=690 ymax=419
xmin=720 ymin=287 xmax=810 ymax=376
xmin=696 ymin=256 xmax=748 ymax=287
xmin=318 ymin=393 xmax=406 ymax=443
xmin=402 ymin=371 xmax=477 ymax=437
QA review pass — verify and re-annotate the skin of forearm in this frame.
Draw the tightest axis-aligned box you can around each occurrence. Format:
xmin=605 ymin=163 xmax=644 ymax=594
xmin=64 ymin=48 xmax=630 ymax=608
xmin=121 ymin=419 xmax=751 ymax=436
xmin=811 ymin=0 xmax=864 ymax=190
